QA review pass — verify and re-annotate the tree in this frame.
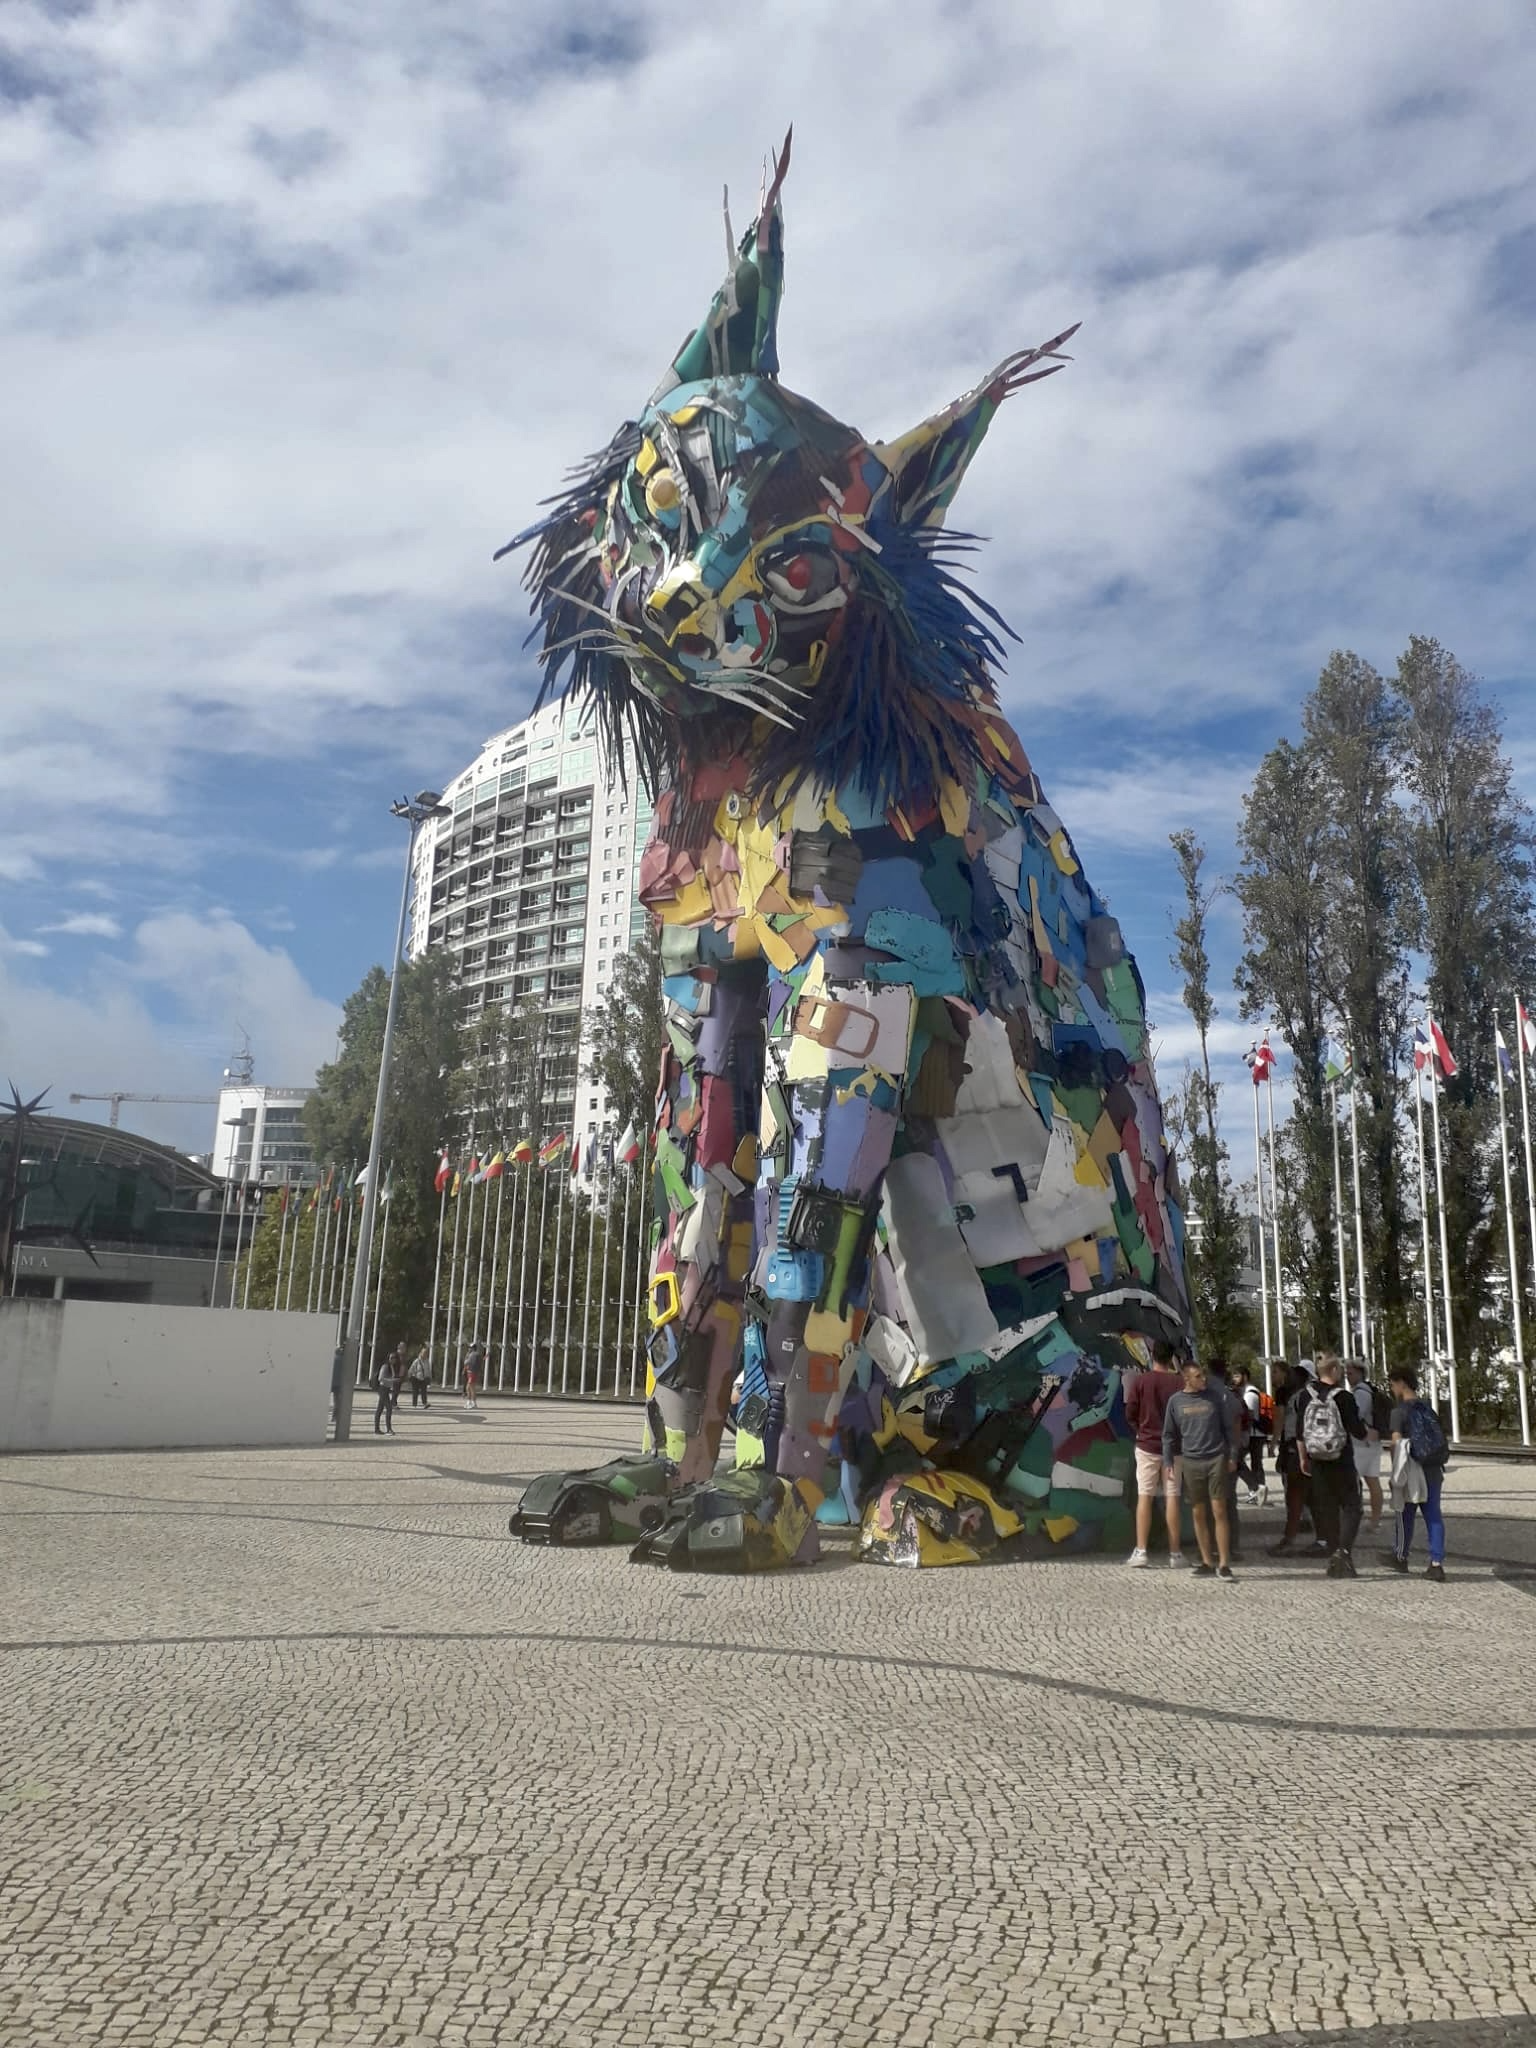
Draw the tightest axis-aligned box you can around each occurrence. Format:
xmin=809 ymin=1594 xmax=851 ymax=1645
xmin=582 ymin=918 xmax=664 ymax=1145
xmin=1167 ymin=831 xmax=1250 ymax=1357
xmin=1398 ymin=637 xmax=1536 ymax=1387
xmin=1234 ymin=737 xmax=1336 ymax=1341
xmin=1303 ymin=652 xmax=1413 ymax=1348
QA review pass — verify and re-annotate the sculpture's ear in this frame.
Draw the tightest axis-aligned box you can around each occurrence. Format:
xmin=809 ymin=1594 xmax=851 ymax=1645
xmin=652 ymin=129 xmax=793 ymax=399
xmin=872 ymin=323 xmax=1080 ymax=528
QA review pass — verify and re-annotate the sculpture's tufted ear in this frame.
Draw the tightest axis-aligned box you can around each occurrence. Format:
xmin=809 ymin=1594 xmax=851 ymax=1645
xmin=652 ymin=129 xmax=793 ymax=400
xmin=872 ymin=323 xmax=1080 ymax=528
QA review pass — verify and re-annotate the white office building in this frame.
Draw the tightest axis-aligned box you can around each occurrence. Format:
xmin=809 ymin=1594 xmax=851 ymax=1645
xmin=212 ymin=1079 xmax=316 ymax=1188
xmin=407 ymin=698 xmax=651 ymax=1156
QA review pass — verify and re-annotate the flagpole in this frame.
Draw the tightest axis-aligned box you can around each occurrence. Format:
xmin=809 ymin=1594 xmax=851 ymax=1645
xmin=1427 ymin=1051 xmax=1460 ymax=1443
xmin=305 ymin=1174 xmax=326 ymax=1315
xmin=630 ymin=1156 xmax=651 ymax=1398
xmin=1250 ymin=1076 xmax=1272 ymax=1359
xmin=242 ymin=1188 xmax=259 ymax=1309
xmin=334 ymin=1178 xmax=356 ymax=1342
xmin=283 ymin=1187 xmax=303 ymax=1311
xmin=1516 ymin=1002 xmax=1536 ymax=1379
xmin=595 ymin=1161 xmax=614 ymax=1396
xmin=1264 ymin=1065 xmax=1285 ymax=1357
xmin=427 ymin=1176 xmax=448 ymax=1376
xmin=579 ymin=1165 xmax=599 ymax=1397
xmin=497 ymin=1166 xmax=522 ymax=1390
xmin=1329 ymin=1078 xmax=1349 ymax=1354
xmin=486 ymin=1165 xmax=507 ymax=1389
xmin=529 ymin=1166 xmax=552 ymax=1393
xmin=364 ymin=1180 xmax=392 ymax=1381
xmin=561 ymin=1167 xmax=583 ymax=1395
xmin=452 ymin=1173 xmax=479 ymax=1385
xmin=514 ymin=1158 xmax=536 ymax=1391
xmin=613 ymin=1163 xmax=634 ymax=1396
xmin=1345 ymin=1067 xmax=1369 ymax=1360
xmin=1496 ymin=1036 xmax=1530 ymax=1444
xmin=442 ymin=1172 xmax=465 ymax=1387
xmin=547 ymin=1170 xmax=569 ymax=1394
xmin=272 ymin=1186 xmax=289 ymax=1310
xmin=471 ymin=1169 xmax=493 ymax=1366
xmin=1412 ymin=1070 xmax=1437 ymax=1387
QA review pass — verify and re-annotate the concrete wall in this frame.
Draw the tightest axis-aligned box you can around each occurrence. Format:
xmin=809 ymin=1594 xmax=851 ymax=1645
xmin=0 ymin=1300 xmax=333 ymax=1453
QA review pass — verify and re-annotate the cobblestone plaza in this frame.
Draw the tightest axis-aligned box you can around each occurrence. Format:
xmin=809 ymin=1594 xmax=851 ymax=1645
xmin=5 ymin=1403 xmax=1536 ymax=2048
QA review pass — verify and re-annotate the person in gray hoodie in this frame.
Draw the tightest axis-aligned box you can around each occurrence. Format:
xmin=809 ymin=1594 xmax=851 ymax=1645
xmin=1163 ymin=1361 xmax=1238 ymax=1580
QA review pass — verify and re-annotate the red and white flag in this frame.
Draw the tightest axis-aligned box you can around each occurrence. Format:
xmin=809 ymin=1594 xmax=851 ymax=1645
xmin=1244 ymin=1037 xmax=1275 ymax=1086
xmin=1428 ymin=1016 xmax=1458 ymax=1079
xmin=1520 ymin=1000 xmax=1536 ymax=1059
xmin=614 ymin=1120 xmax=641 ymax=1166
xmin=434 ymin=1149 xmax=452 ymax=1195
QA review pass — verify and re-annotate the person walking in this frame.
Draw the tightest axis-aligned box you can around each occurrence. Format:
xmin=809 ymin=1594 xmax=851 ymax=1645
xmin=1205 ymin=1359 xmax=1247 ymax=1561
xmin=1345 ymin=1358 xmax=1389 ymax=1530
xmin=1231 ymin=1366 xmax=1268 ymax=1504
xmin=1387 ymin=1366 xmax=1449 ymax=1581
xmin=462 ymin=1339 xmax=485 ymax=1410
xmin=1125 ymin=1339 xmax=1185 ymax=1569
xmin=373 ymin=1350 xmax=400 ymax=1436
xmin=406 ymin=1347 xmax=432 ymax=1409
xmin=1163 ymin=1359 xmax=1238 ymax=1581
xmin=1298 ymin=1353 xmax=1368 ymax=1577
xmin=1269 ymin=1362 xmax=1316 ymax=1555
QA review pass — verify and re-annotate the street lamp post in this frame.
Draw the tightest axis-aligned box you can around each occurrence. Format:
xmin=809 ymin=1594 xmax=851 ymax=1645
xmin=332 ymin=790 xmax=451 ymax=1441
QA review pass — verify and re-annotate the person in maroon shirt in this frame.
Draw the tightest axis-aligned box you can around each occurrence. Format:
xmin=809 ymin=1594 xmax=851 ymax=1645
xmin=1124 ymin=1338 xmax=1186 ymax=1568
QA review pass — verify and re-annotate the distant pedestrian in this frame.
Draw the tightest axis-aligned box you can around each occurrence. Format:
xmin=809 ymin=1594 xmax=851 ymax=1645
xmin=1163 ymin=1360 xmax=1238 ymax=1581
xmin=463 ymin=1340 xmax=485 ymax=1409
xmin=1298 ymin=1353 xmax=1368 ymax=1578
xmin=1269 ymin=1363 xmax=1316 ymax=1555
xmin=1231 ymin=1366 xmax=1268 ymax=1504
xmin=1388 ymin=1367 xmax=1449 ymax=1582
xmin=1125 ymin=1338 xmax=1186 ymax=1569
xmin=1206 ymin=1358 xmax=1246 ymax=1560
xmin=406 ymin=1348 xmax=432 ymax=1409
xmin=1345 ymin=1358 xmax=1389 ymax=1529
xmin=373 ymin=1353 xmax=400 ymax=1436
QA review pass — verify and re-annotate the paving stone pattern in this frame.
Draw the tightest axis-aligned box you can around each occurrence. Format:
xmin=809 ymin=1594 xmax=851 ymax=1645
xmin=4 ymin=1403 xmax=1536 ymax=2047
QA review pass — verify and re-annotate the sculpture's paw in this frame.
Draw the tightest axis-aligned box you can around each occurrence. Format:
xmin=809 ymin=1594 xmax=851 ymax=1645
xmin=509 ymin=1455 xmax=674 ymax=1548
xmin=629 ymin=1470 xmax=822 ymax=1572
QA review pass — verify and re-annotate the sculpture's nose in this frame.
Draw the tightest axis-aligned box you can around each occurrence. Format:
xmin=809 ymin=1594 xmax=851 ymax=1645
xmin=645 ymin=563 xmax=720 ymax=656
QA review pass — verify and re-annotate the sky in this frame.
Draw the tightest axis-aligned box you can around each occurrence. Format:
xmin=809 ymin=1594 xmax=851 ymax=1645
xmin=2 ymin=0 xmax=1534 ymax=1171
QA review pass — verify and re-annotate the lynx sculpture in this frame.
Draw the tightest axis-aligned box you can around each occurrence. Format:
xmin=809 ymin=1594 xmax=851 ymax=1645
xmin=503 ymin=138 xmax=1190 ymax=1569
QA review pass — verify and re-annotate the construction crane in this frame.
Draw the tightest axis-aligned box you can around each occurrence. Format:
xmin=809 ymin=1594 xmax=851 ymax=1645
xmin=68 ymin=1092 xmax=217 ymax=1129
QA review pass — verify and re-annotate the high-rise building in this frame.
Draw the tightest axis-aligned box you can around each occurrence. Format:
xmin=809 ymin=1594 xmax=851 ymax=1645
xmin=211 ymin=1052 xmax=315 ymax=1190
xmin=407 ymin=698 xmax=652 ymax=1155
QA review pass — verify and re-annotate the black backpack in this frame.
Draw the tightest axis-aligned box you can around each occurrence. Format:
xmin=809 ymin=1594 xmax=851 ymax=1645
xmin=1362 ymin=1380 xmax=1392 ymax=1434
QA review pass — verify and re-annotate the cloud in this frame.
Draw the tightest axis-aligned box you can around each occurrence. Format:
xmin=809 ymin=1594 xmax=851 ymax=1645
xmin=1 ymin=0 xmax=1533 ymax=1127
xmin=38 ymin=911 xmax=124 ymax=938
xmin=0 ymin=911 xmax=341 ymax=1151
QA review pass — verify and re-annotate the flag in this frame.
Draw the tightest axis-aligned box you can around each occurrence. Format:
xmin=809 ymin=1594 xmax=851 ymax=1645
xmin=538 ymin=1132 xmax=568 ymax=1167
xmin=1412 ymin=1021 xmax=1432 ymax=1073
xmin=1428 ymin=1016 xmax=1458 ymax=1079
xmin=1520 ymin=1000 xmax=1536 ymax=1058
xmin=450 ymin=1170 xmax=462 ymax=1198
xmin=569 ymin=1134 xmax=582 ymax=1179
xmin=434 ymin=1149 xmax=452 ymax=1194
xmin=481 ymin=1151 xmax=505 ymax=1182
xmin=614 ymin=1120 xmax=641 ymax=1166
xmin=1322 ymin=1043 xmax=1352 ymax=1086
xmin=380 ymin=1170 xmax=394 ymax=1206
xmin=464 ymin=1155 xmax=481 ymax=1184
xmin=1497 ymin=1027 xmax=1515 ymax=1082
xmin=510 ymin=1138 xmax=535 ymax=1165
xmin=1244 ymin=1038 xmax=1275 ymax=1086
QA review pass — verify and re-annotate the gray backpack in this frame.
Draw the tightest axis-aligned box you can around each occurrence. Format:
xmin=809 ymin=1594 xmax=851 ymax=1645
xmin=1302 ymin=1389 xmax=1347 ymax=1462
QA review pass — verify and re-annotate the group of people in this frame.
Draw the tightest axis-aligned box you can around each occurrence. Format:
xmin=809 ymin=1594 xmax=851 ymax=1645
xmin=1125 ymin=1340 xmax=1450 ymax=1584
xmin=370 ymin=1341 xmax=486 ymax=1434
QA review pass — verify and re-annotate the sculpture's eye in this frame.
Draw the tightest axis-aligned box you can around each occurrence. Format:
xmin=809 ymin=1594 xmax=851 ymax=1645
xmin=644 ymin=468 xmax=680 ymax=516
xmin=761 ymin=545 xmax=840 ymax=608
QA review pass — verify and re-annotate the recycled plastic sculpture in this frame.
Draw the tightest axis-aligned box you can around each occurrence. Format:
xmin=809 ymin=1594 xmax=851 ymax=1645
xmin=502 ymin=136 xmax=1190 ymax=1569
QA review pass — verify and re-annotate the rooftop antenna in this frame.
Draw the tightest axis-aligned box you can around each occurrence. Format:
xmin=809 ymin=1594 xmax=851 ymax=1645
xmin=222 ymin=1028 xmax=255 ymax=1087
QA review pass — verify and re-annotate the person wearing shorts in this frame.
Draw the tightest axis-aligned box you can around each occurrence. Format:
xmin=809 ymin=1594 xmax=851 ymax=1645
xmin=1163 ymin=1360 xmax=1238 ymax=1580
xmin=1124 ymin=1339 xmax=1185 ymax=1569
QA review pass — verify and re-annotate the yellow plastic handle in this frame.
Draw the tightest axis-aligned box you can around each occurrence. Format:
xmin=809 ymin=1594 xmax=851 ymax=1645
xmin=648 ymin=1271 xmax=680 ymax=1328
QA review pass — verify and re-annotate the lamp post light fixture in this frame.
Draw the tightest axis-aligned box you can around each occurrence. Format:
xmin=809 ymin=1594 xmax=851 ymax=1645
xmin=332 ymin=790 xmax=452 ymax=1441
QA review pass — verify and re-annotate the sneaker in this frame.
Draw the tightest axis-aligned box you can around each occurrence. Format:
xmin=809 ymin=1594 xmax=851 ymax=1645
xmin=1190 ymin=1562 xmax=1215 ymax=1577
xmin=1217 ymin=1565 xmax=1237 ymax=1581
xmin=1305 ymin=1540 xmax=1331 ymax=1558
xmin=1426 ymin=1563 xmax=1446 ymax=1583
xmin=1257 ymin=1483 xmax=1270 ymax=1507
xmin=1388 ymin=1554 xmax=1409 ymax=1573
xmin=1127 ymin=1548 xmax=1150 ymax=1568
xmin=1267 ymin=1538 xmax=1295 ymax=1556
xmin=1168 ymin=1551 xmax=1186 ymax=1568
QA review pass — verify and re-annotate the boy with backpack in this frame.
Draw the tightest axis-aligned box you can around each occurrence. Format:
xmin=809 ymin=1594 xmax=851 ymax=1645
xmin=1345 ymin=1358 xmax=1391 ymax=1528
xmin=1296 ymin=1354 xmax=1368 ymax=1577
xmin=1388 ymin=1367 xmax=1449 ymax=1582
